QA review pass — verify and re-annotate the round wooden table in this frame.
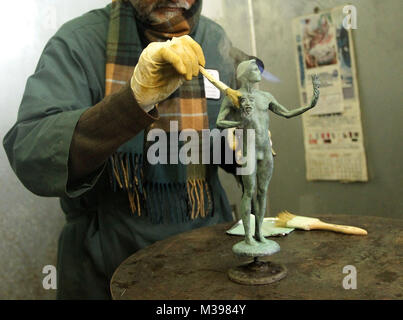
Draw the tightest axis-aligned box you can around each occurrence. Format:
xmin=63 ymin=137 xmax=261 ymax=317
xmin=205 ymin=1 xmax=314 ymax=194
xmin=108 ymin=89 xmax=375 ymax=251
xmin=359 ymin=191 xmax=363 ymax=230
xmin=110 ymin=215 xmax=403 ymax=300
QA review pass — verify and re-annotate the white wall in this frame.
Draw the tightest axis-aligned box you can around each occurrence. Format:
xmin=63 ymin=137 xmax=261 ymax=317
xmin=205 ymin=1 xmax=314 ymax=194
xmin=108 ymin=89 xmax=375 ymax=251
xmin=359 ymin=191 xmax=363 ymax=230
xmin=0 ymin=0 xmax=110 ymax=300
xmin=0 ymin=0 xmax=111 ymax=131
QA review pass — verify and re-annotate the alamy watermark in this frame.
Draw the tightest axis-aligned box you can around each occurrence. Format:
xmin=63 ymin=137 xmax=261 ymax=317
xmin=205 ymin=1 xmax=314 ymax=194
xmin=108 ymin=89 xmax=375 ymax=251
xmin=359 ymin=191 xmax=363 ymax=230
xmin=42 ymin=265 xmax=57 ymax=290
xmin=343 ymin=5 xmax=358 ymax=30
xmin=342 ymin=265 xmax=357 ymax=290
xmin=146 ymin=121 xmax=256 ymax=175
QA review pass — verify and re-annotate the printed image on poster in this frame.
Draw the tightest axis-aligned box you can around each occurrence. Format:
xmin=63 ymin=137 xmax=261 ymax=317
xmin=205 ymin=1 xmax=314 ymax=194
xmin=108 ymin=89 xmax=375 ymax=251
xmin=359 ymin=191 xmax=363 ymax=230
xmin=301 ymin=14 xmax=338 ymax=69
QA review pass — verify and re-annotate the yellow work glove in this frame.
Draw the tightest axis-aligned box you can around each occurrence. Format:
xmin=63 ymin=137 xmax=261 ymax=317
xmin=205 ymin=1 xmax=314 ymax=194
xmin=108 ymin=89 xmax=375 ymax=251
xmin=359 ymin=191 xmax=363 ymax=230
xmin=131 ymin=35 xmax=206 ymax=111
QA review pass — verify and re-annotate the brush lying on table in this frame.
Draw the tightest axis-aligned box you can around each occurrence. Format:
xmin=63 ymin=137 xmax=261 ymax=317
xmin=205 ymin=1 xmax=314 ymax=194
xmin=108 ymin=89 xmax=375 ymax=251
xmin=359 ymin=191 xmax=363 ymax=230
xmin=275 ymin=211 xmax=368 ymax=236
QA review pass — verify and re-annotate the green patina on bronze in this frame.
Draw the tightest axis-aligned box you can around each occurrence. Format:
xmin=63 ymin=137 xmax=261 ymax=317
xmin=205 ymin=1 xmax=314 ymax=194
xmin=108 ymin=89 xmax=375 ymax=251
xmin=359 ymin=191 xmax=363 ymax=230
xmin=217 ymin=59 xmax=320 ymax=283
xmin=217 ymin=59 xmax=320 ymax=257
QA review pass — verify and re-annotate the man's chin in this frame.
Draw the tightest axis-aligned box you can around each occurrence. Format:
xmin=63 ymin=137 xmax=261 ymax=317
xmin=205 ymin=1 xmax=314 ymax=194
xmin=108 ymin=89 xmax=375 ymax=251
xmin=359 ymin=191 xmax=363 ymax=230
xmin=148 ymin=9 xmax=185 ymax=23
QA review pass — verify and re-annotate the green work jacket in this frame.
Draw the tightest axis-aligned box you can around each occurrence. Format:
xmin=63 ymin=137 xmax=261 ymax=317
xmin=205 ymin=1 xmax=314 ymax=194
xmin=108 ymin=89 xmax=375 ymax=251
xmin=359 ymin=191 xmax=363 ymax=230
xmin=3 ymin=4 xmax=242 ymax=299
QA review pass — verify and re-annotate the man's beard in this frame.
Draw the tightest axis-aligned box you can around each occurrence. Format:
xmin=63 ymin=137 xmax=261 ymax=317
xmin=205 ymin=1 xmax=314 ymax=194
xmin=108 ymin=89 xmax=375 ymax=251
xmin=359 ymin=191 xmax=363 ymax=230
xmin=131 ymin=0 xmax=194 ymax=24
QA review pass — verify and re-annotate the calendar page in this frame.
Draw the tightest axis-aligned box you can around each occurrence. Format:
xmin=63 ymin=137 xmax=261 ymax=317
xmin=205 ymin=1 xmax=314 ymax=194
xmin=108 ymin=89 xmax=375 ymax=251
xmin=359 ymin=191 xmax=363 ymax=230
xmin=293 ymin=6 xmax=368 ymax=182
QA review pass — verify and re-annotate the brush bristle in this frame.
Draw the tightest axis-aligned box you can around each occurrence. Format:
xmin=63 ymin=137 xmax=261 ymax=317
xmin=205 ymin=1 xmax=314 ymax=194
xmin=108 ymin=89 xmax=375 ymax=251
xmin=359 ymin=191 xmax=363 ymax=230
xmin=226 ymin=88 xmax=242 ymax=108
xmin=275 ymin=211 xmax=296 ymax=227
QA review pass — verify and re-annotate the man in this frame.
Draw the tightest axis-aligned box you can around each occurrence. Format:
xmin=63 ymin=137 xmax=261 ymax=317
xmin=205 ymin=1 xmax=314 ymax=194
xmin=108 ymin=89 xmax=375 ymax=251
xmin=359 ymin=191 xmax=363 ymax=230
xmin=3 ymin=0 xmax=253 ymax=299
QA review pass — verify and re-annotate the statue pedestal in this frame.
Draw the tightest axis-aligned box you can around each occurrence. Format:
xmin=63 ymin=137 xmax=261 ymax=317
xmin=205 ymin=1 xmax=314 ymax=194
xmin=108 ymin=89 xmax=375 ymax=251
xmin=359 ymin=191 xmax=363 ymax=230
xmin=228 ymin=240 xmax=287 ymax=285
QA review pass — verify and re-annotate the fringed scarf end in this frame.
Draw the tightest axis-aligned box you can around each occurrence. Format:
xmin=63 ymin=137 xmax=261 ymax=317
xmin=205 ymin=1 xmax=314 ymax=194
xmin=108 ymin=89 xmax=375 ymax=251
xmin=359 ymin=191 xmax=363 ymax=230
xmin=108 ymin=152 xmax=145 ymax=217
xmin=108 ymin=153 xmax=213 ymax=223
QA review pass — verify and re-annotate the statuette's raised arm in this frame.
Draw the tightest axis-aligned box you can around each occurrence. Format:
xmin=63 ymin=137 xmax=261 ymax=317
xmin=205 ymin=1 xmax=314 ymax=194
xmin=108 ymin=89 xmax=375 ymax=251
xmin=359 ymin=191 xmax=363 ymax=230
xmin=269 ymin=74 xmax=320 ymax=119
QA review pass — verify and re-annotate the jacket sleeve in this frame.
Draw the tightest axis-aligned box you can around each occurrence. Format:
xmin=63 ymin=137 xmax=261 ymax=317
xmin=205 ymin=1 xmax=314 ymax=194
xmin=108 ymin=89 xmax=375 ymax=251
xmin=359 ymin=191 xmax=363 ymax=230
xmin=3 ymin=36 xmax=158 ymax=199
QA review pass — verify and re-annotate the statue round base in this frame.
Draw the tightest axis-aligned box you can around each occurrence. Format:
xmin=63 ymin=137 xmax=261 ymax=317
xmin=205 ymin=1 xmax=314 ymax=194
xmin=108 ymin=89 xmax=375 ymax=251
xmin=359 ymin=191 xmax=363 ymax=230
xmin=228 ymin=260 xmax=287 ymax=285
xmin=232 ymin=239 xmax=280 ymax=257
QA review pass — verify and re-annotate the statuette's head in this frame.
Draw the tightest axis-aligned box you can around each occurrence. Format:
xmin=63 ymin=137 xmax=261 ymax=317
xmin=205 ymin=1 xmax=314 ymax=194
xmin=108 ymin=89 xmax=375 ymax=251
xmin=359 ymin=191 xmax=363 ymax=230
xmin=237 ymin=59 xmax=262 ymax=84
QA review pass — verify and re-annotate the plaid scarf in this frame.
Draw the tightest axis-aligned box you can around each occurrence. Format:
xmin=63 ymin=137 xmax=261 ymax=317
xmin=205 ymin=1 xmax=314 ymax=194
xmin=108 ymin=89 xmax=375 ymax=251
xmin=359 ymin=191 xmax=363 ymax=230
xmin=106 ymin=0 xmax=212 ymax=223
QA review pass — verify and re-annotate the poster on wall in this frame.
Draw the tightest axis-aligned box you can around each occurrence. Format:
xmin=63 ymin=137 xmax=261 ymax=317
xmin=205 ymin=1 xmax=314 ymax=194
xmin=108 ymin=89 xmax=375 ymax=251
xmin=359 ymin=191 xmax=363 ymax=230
xmin=293 ymin=6 xmax=368 ymax=182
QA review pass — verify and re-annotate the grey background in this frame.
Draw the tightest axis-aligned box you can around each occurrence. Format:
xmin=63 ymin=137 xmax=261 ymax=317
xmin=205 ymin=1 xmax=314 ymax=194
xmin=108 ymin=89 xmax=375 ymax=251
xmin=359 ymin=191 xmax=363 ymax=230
xmin=0 ymin=0 xmax=401 ymax=299
xmin=220 ymin=0 xmax=403 ymax=220
xmin=0 ymin=0 xmax=112 ymax=300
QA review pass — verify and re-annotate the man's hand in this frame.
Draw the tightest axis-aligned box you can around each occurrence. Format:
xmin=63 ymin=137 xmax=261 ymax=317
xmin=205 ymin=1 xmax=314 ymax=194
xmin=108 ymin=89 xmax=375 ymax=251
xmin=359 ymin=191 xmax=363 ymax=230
xmin=131 ymin=35 xmax=206 ymax=110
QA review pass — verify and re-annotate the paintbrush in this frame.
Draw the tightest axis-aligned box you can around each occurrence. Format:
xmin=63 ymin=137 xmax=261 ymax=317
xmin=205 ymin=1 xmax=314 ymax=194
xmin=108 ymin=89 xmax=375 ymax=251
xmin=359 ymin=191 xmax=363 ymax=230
xmin=199 ymin=66 xmax=242 ymax=108
xmin=275 ymin=211 xmax=368 ymax=236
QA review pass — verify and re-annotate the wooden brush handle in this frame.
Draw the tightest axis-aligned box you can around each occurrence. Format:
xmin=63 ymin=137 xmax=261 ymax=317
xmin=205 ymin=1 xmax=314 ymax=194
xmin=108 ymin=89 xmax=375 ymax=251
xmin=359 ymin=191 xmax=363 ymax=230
xmin=312 ymin=222 xmax=367 ymax=235
xmin=199 ymin=66 xmax=241 ymax=107
xmin=199 ymin=66 xmax=228 ymax=91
